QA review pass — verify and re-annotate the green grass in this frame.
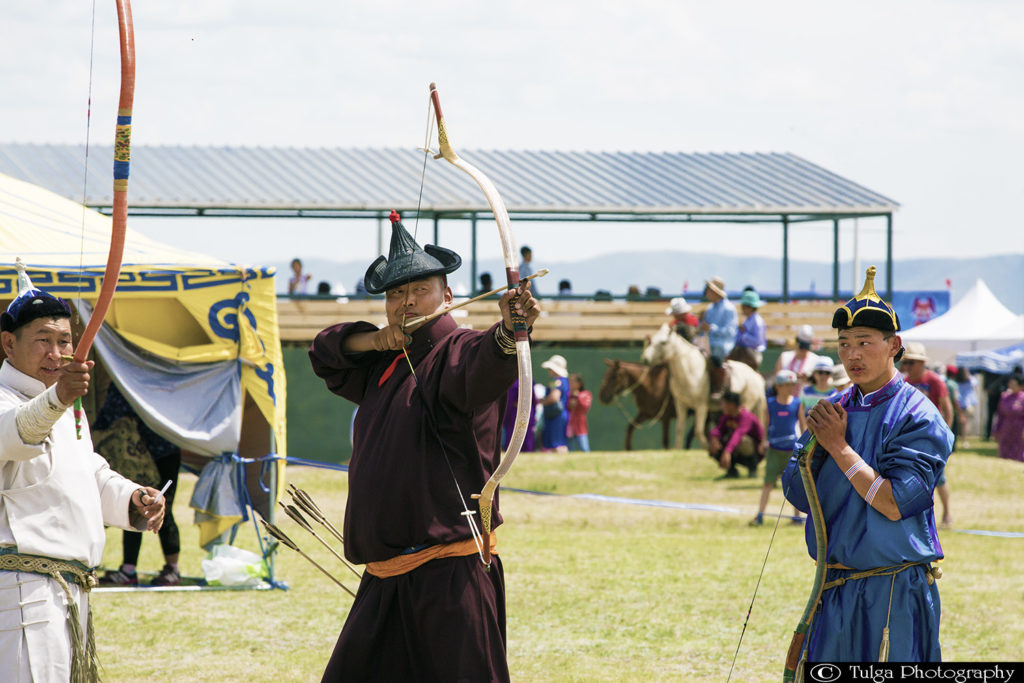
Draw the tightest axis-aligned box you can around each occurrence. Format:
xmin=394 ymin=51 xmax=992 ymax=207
xmin=93 ymin=443 xmax=1024 ymax=681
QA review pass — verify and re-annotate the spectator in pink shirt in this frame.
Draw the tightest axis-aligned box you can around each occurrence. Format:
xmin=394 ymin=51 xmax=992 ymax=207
xmin=566 ymin=373 xmax=592 ymax=452
xmin=709 ymin=391 xmax=765 ymax=478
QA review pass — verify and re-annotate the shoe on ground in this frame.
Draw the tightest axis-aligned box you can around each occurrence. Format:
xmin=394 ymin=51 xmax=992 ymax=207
xmin=151 ymin=564 xmax=181 ymax=587
xmin=99 ymin=567 xmax=138 ymax=586
xmin=790 ymin=515 xmax=806 ymax=525
xmin=748 ymin=515 xmax=764 ymax=527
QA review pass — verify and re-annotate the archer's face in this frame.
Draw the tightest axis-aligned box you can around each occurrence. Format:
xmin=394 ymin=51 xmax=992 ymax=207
xmin=384 ymin=277 xmax=452 ymax=327
xmin=1 ymin=317 xmax=74 ymax=388
xmin=837 ymin=327 xmax=900 ymax=395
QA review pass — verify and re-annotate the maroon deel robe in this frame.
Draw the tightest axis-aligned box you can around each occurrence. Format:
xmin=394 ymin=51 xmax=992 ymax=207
xmin=310 ymin=314 xmax=517 ymax=682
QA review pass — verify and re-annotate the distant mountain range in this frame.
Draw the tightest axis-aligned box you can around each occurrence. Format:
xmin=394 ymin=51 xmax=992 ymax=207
xmin=275 ymin=252 xmax=1024 ymax=313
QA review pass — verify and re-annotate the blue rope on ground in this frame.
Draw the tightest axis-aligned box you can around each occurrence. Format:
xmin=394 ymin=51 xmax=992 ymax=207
xmin=277 ymin=462 xmax=1021 ymax=538
xmin=503 ymin=487 xmax=743 ymax=514
xmin=950 ymin=529 xmax=1024 ymax=538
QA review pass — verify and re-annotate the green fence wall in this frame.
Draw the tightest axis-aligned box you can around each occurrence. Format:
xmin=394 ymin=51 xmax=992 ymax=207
xmin=283 ymin=343 xmax=833 ymax=464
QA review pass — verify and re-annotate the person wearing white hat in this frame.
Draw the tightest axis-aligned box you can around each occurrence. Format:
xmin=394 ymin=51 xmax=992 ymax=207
xmin=900 ymin=341 xmax=955 ymax=528
xmin=665 ymin=297 xmax=699 ymax=342
xmin=830 ymin=364 xmax=852 ymax=391
xmin=773 ymin=323 xmax=822 ymax=384
xmin=751 ymin=369 xmax=807 ymax=526
xmin=539 ymin=354 xmax=570 ymax=453
xmin=699 ymin=276 xmax=738 ymax=396
xmin=799 ymin=357 xmax=837 ymax=414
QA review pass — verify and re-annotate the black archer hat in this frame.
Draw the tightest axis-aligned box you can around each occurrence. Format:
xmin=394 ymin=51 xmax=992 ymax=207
xmin=832 ymin=265 xmax=906 ymax=363
xmin=362 ymin=211 xmax=462 ymax=295
xmin=832 ymin=266 xmax=901 ymax=333
xmin=1 ymin=258 xmax=72 ymax=333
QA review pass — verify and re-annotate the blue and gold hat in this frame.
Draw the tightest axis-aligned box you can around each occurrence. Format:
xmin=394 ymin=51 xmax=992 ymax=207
xmin=832 ymin=266 xmax=900 ymax=333
xmin=362 ymin=211 xmax=461 ymax=295
xmin=1 ymin=258 xmax=72 ymax=333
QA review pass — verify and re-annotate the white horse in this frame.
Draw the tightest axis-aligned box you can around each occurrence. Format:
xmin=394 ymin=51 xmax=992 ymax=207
xmin=642 ymin=324 xmax=767 ymax=448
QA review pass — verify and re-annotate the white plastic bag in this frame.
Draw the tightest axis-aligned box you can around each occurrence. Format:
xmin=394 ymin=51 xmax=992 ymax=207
xmin=201 ymin=544 xmax=268 ymax=587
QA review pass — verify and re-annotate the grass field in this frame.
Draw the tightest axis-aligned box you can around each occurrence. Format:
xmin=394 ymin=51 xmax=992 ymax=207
xmin=94 ymin=442 xmax=1024 ymax=681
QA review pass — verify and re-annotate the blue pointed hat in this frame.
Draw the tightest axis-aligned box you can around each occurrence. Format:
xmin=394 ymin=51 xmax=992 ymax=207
xmin=362 ymin=211 xmax=461 ymax=295
xmin=1 ymin=258 xmax=72 ymax=333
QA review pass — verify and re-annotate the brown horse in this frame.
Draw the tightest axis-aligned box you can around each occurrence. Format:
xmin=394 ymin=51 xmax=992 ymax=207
xmin=599 ymin=358 xmax=677 ymax=451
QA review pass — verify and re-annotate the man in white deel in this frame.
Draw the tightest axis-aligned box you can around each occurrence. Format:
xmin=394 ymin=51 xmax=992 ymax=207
xmin=0 ymin=264 xmax=165 ymax=682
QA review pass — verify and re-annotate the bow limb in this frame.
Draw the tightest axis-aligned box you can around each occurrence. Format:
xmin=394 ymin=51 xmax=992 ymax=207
xmin=783 ymin=436 xmax=828 ymax=683
xmin=428 ymin=83 xmax=531 ymax=568
xmin=72 ymin=0 xmax=135 ymax=438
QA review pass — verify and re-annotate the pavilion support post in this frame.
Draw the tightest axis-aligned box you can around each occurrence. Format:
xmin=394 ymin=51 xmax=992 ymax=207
xmin=832 ymin=218 xmax=840 ymax=300
xmin=471 ymin=214 xmax=478 ymax=294
xmin=782 ymin=215 xmax=790 ymax=300
xmin=433 ymin=215 xmax=440 ymax=246
xmin=885 ymin=213 xmax=893 ymax=299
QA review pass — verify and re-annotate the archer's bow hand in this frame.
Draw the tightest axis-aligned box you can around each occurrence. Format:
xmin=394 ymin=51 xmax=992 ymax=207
xmin=499 ymin=280 xmax=540 ymax=334
xmin=56 ymin=359 xmax=94 ymax=406
xmin=805 ymin=400 xmax=848 ymax=456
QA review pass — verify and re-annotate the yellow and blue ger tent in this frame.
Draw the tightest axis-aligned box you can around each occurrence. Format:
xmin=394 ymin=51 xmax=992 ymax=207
xmin=0 ymin=172 xmax=286 ymax=548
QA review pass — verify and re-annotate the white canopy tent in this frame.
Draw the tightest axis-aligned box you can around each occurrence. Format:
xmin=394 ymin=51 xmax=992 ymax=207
xmin=900 ymin=279 xmax=1020 ymax=365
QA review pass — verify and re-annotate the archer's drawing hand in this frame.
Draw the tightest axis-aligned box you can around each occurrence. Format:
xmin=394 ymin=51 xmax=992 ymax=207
xmin=372 ymin=324 xmax=412 ymax=351
xmin=499 ymin=280 xmax=540 ymax=333
xmin=131 ymin=486 xmax=166 ymax=532
xmin=805 ymin=399 xmax=848 ymax=455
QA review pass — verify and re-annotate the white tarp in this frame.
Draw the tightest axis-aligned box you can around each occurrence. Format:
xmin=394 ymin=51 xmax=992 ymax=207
xmin=79 ymin=301 xmax=243 ymax=456
xmin=900 ymin=279 xmax=1020 ymax=364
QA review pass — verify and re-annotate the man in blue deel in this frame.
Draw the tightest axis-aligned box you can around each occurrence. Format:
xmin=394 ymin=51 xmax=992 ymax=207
xmin=782 ymin=266 xmax=953 ymax=664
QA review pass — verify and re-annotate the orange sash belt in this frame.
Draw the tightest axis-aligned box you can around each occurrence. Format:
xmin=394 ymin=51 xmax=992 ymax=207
xmin=365 ymin=533 xmax=497 ymax=579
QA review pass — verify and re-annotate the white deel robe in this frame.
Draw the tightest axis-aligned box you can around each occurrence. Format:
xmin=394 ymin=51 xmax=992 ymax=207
xmin=0 ymin=360 xmax=146 ymax=682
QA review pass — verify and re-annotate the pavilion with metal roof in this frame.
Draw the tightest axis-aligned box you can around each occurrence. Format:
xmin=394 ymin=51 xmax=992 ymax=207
xmin=0 ymin=143 xmax=899 ymax=298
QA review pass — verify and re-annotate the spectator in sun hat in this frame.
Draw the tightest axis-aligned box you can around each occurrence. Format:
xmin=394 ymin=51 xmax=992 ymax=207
xmin=309 ymin=211 xmax=539 ymax=681
xmin=699 ymin=276 xmax=738 ymax=396
xmin=830 ymin=363 xmax=852 ymax=391
xmin=729 ymin=288 xmax=766 ymax=371
xmin=901 ymin=343 xmax=954 ymax=429
xmin=750 ymin=369 xmax=807 ymax=526
xmin=800 ymin=357 xmax=837 ymax=413
xmin=666 ymin=297 xmax=699 ymax=342
xmin=773 ymin=323 xmax=822 ymax=384
xmin=782 ymin=266 xmax=953 ymax=666
xmin=539 ymin=354 xmax=570 ymax=453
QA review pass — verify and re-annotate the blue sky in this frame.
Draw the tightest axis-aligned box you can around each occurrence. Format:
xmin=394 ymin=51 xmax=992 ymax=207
xmin=3 ymin=1 xmax=1023 ymax=270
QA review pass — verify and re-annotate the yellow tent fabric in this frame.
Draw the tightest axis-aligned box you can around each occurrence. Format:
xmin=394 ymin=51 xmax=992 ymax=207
xmin=1 ymin=172 xmax=287 ymax=540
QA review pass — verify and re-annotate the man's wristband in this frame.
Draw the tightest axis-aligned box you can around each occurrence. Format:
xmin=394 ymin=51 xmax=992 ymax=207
xmin=494 ymin=324 xmax=517 ymax=355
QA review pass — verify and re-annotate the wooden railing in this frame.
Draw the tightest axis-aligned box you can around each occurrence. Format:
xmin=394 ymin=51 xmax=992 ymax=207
xmin=278 ymin=296 xmax=841 ymax=345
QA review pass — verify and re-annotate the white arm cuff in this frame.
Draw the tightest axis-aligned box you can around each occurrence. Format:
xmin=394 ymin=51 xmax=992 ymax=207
xmin=15 ymin=385 xmax=71 ymax=445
